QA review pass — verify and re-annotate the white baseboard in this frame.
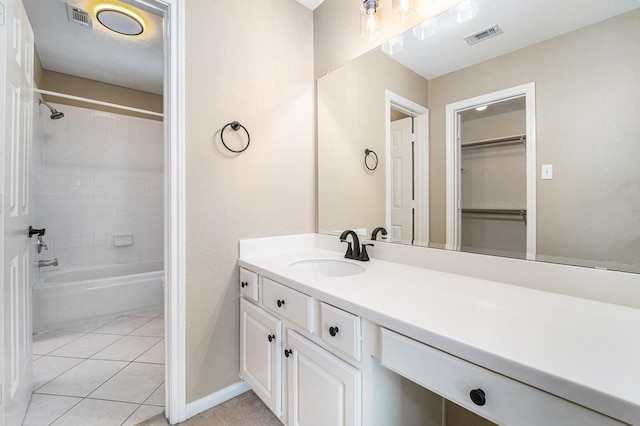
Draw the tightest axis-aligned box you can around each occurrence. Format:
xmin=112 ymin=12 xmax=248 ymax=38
xmin=185 ymin=380 xmax=251 ymax=419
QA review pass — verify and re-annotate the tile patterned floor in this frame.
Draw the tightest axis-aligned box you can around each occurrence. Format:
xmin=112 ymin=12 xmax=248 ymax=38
xmin=138 ymin=391 xmax=282 ymax=426
xmin=24 ymin=308 xmax=165 ymax=426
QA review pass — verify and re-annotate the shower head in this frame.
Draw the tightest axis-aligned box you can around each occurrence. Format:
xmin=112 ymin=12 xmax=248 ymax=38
xmin=38 ymin=98 xmax=65 ymax=120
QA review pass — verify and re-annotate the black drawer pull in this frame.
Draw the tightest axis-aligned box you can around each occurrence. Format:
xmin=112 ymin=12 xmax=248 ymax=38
xmin=241 ymin=281 xmax=248 ymax=288
xmin=329 ymin=326 xmax=339 ymax=337
xmin=268 ymin=334 xmax=275 ymax=342
xmin=470 ymin=389 xmax=486 ymax=406
xmin=284 ymin=349 xmax=292 ymax=357
xmin=276 ymin=299 xmax=285 ymax=308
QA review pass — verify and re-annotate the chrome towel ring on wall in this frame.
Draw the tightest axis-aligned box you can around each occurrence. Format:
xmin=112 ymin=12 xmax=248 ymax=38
xmin=221 ymin=121 xmax=251 ymax=153
xmin=364 ymin=149 xmax=378 ymax=171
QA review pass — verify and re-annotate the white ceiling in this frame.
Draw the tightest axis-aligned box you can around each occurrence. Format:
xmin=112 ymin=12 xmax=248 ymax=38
xmin=23 ymin=0 xmax=164 ymax=94
xmin=386 ymin=0 xmax=640 ymax=79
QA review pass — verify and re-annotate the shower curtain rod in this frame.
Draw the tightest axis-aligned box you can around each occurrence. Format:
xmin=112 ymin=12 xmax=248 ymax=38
xmin=35 ymin=89 xmax=164 ymax=118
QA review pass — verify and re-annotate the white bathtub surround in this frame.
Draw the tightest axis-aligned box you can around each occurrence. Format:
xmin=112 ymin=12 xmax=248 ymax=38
xmin=25 ymin=308 xmax=165 ymax=426
xmin=34 ymin=103 xmax=164 ymax=269
xmin=33 ymin=260 xmax=163 ymax=333
xmin=238 ymin=233 xmax=640 ymax=425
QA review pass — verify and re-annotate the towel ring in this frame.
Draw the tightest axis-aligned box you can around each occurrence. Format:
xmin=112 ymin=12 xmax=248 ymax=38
xmin=221 ymin=121 xmax=250 ymax=153
xmin=364 ymin=149 xmax=378 ymax=171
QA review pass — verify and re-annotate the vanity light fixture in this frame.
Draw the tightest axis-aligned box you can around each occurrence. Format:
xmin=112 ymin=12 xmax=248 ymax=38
xmin=382 ymin=35 xmax=404 ymax=55
xmin=449 ymin=0 xmax=476 ymax=23
xmin=360 ymin=0 xmax=384 ymax=41
xmin=96 ymin=5 xmax=145 ymax=36
xmin=392 ymin=0 xmax=419 ymax=25
xmin=413 ymin=17 xmax=438 ymax=40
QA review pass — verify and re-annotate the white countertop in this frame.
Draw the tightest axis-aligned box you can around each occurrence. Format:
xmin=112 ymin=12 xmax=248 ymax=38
xmin=239 ymin=237 xmax=640 ymax=424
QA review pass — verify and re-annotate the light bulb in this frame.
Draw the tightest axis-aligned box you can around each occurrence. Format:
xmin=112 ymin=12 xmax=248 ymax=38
xmin=450 ymin=0 xmax=476 ymax=23
xmin=475 ymin=105 xmax=488 ymax=111
xmin=360 ymin=0 xmax=384 ymax=41
xmin=393 ymin=0 xmax=418 ymax=25
xmin=413 ymin=18 xmax=438 ymax=40
xmin=382 ymin=35 xmax=404 ymax=55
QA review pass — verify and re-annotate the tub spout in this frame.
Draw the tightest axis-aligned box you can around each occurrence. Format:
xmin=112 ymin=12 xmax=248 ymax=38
xmin=38 ymin=258 xmax=58 ymax=268
xmin=36 ymin=235 xmax=48 ymax=253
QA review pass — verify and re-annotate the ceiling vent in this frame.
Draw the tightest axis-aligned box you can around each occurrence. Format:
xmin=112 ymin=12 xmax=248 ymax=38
xmin=464 ymin=24 xmax=503 ymax=46
xmin=67 ymin=4 xmax=93 ymax=28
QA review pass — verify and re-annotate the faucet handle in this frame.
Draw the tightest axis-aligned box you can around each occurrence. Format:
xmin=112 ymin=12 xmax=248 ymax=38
xmin=359 ymin=243 xmax=373 ymax=261
xmin=341 ymin=240 xmax=354 ymax=259
xmin=29 ymin=226 xmax=46 ymax=238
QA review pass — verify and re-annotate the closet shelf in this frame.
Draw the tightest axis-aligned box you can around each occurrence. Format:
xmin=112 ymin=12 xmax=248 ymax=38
xmin=461 ymin=134 xmax=526 ymax=149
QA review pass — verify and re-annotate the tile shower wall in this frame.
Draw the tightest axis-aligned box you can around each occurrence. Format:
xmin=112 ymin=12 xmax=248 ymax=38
xmin=36 ymin=103 xmax=163 ymax=269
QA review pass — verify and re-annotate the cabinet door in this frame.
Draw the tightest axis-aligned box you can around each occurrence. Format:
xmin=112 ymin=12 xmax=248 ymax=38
xmin=240 ymin=299 xmax=282 ymax=416
xmin=287 ymin=330 xmax=361 ymax=426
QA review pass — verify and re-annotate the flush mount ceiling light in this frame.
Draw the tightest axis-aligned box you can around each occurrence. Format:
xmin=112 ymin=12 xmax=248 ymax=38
xmin=96 ymin=5 xmax=144 ymax=36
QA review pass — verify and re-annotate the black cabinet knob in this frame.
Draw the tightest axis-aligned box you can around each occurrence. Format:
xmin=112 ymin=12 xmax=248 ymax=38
xmin=329 ymin=326 xmax=339 ymax=337
xmin=268 ymin=334 xmax=275 ymax=342
xmin=276 ymin=299 xmax=285 ymax=308
xmin=470 ymin=389 xmax=486 ymax=406
xmin=284 ymin=349 xmax=292 ymax=358
xmin=241 ymin=281 xmax=248 ymax=288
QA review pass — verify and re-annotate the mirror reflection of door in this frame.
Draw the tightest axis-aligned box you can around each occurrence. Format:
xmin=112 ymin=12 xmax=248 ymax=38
xmin=390 ymin=111 xmax=414 ymax=244
xmin=458 ymin=96 xmax=527 ymax=258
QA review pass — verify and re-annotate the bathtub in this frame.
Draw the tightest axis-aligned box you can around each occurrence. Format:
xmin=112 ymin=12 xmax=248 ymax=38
xmin=33 ymin=260 xmax=164 ymax=333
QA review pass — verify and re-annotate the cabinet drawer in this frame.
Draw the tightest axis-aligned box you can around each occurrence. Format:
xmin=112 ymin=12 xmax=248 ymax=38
xmin=262 ymin=278 xmax=315 ymax=333
xmin=240 ymin=268 xmax=259 ymax=301
xmin=380 ymin=329 xmax=622 ymax=426
xmin=320 ymin=302 xmax=361 ymax=361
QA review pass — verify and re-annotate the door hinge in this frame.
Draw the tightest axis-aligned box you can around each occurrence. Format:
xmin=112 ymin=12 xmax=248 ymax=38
xmin=0 ymin=4 xmax=5 ymax=26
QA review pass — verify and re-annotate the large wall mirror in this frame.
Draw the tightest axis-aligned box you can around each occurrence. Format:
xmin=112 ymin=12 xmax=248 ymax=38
xmin=318 ymin=0 xmax=640 ymax=274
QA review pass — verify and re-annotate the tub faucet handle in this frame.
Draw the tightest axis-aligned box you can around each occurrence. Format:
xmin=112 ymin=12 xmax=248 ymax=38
xmin=29 ymin=226 xmax=46 ymax=238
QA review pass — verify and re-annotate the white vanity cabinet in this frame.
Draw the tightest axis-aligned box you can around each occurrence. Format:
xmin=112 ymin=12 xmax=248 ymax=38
xmin=240 ymin=298 xmax=282 ymax=416
xmin=286 ymin=329 xmax=361 ymax=426
xmin=240 ymin=270 xmax=364 ymax=426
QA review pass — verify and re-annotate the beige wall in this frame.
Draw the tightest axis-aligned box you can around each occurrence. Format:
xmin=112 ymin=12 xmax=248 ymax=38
xmin=38 ymin=69 xmax=163 ymax=120
xmin=318 ymin=50 xmax=428 ymax=235
xmin=428 ymin=10 xmax=640 ymax=271
xmin=184 ymin=0 xmax=315 ymax=402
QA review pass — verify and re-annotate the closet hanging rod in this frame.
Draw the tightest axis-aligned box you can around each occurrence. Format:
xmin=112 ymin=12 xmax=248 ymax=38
xmin=462 ymin=209 xmax=527 ymax=223
xmin=35 ymin=89 xmax=164 ymax=118
xmin=461 ymin=134 xmax=526 ymax=149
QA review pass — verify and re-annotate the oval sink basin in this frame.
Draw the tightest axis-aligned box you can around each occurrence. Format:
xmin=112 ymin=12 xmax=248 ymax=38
xmin=289 ymin=259 xmax=365 ymax=277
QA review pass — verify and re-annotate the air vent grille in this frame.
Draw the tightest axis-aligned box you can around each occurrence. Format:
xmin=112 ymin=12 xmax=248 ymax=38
xmin=67 ymin=4 xmax=93 ymax=28
xmin=464 ymin=24 xmax=503 ymax=46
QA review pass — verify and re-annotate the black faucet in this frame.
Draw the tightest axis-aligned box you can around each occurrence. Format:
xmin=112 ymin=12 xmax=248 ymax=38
xmin=339 ymin=230 xmax=360 ymax=260
xmin=371 ymin=227 xmax=387 ymax=240
xmin=339 ymin=230 xmax=373 ymax=261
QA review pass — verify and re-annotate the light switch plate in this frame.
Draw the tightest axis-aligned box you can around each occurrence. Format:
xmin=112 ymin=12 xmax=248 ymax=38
xmin=541 ymin=164 xmax=553 ymax=180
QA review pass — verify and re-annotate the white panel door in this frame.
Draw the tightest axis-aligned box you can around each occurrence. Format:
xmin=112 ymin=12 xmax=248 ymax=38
xmin=240 ymin=299 xmax=282 ymax=417
xmin=1 ymin=0 xmax=35 ymax=423
xmin=287 ymin=330 xmax=361 ymax=426
xmin=389 ymin=117 xmax=414 ymax=245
